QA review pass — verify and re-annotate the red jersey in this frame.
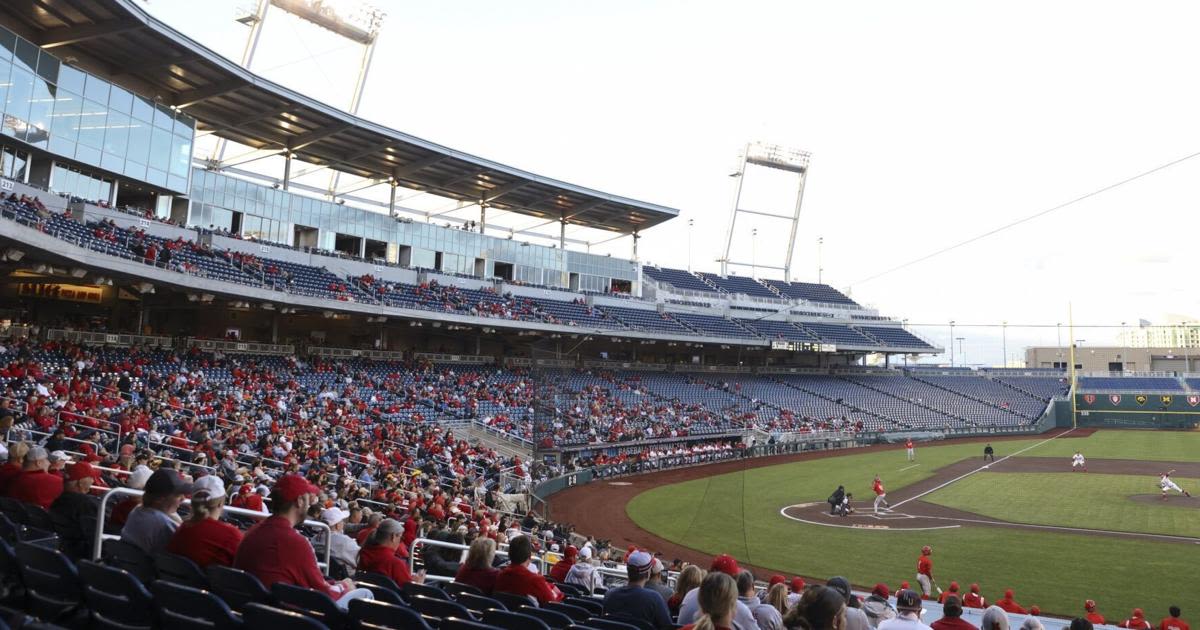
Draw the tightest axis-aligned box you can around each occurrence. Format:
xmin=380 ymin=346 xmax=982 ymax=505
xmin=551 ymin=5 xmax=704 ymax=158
xmin=454 ymin=565 xmax=500 ymax=595
xmin=962 ymin=593 xmax=986 ymax=609
xmin=995 ymin=598 xmax=1027 ymax=614
xmin=1160 ymin=617 xmax=1190 ymax=630
xmin=548 ymin=558 xmax=574 ymax=583
xmin=167 ymin=518 xmax=243 ymax=568
xmin=906 ymin=439 xmax=914 ymax=449
xmin=234 ymin=515 xmax=344 ymax=600
xmin=10 ymin=470 xmax=63 ymax=510
xmin=358 ymin=544 xmax=415 ymax=586
xmin=939 ymin=590 xmax=960 ymax=604
xmin=1123 ymin=620 xmax=1152 ymax=630
xmin=873 ymin=480 xmax=885 ymax=496
xmin=1086 ymin=613 xmax=1106 ymax=625
xmin=917 ymin=556 xmax=933 ymax=577
xmin=493 ymin=564 xmax=563 ymax=605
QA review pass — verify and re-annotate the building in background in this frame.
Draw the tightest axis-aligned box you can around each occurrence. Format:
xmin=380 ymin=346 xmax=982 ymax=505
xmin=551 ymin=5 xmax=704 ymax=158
xmin=1025 ymin=346 xmax=1197 ymax=373
xmin=1118 ymin=317 xmax=1200 ymax=349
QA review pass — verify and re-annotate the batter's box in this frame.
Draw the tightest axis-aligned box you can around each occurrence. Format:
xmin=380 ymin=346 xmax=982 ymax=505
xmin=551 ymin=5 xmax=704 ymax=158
xmin=868 ymin=511 xmax=916 ymax=520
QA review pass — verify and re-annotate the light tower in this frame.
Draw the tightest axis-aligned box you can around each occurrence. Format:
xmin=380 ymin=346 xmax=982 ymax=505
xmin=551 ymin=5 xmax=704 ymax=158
xmin=719 ymin=142 xmax=811 ymax=279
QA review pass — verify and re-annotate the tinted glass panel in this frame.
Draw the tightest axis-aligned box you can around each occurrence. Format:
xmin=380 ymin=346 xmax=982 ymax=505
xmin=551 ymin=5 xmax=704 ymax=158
xmin=13 ymin=38 xmax=37 ymax=74
xmin=56 ymin=65 xmax=85 ymax=95
xmin=103 ymin=111 xmax=129 ymax=156
xmin=83 ymin=73 xmax=109 ymax=105
xmin=50 ymin=89 xmax=81 ymax=141
xmin=0 ymin=27 xmax=14 ymax=61
xmin=108 ymin=86 xmax=133 ymax=115
xmin=2 ymin=67 xmax=34 ymax=135
xmin=76 ymin=99 xmax=107 ymax=148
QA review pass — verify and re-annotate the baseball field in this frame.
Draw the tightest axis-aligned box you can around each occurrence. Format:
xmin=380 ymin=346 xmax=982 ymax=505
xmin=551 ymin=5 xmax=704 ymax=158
xmin=551 ymin=429 xmax=1200 ymax=620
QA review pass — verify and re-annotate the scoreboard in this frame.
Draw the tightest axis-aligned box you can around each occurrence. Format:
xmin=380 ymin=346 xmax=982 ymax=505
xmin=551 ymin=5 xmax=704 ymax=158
xmin=771 ymin=340 xmax=837 ymax=353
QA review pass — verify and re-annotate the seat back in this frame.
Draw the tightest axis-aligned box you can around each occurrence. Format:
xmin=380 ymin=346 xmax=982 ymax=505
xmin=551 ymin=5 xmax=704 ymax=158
xmin=482 ymin=610 xmax=552 ymax=630
xmin=271 ymin=582 xmax=348 ymax=629
xmin=156 ymin=552 xmax=209 ymax=588
xmin=492 ymin=593 xmax=538 ymax=610
xmin=355 ymin=572 xmax=403 ymax=595
xmin=206 ymin=565 xmax=271 ymax=611
xmin=349 ymin=598 xmax=432 ymax=630
xmin=411 ymin=594 xmax=475 ymax=621
xmin=102 ymin=539 xmax=156 ymax=584
xmin=444 ymin=582 xmax=484 ymax=599
xmin=14 ymin=541 xmax=84 ymax=621
xmin=404 ymin=581 xmax=450 ymax=601
xmin=442 ymin=618 xmax=504 ymax=630
xmin=543 ymin=603 xmax=589 ymax=623
xmin=78 ymin=560 xmax=156 ymax=630
xmin=244 ymin=603 xmax=328 ymax=630
xmin=457 ymin=593 xmax=506 ymax=615
xmin=587 ymin=619 xmax=640 ymax=630
xmin=563 ymin=598 xmax=602 ymax=616
xmin=519 ymin=607 xmax=572 ymax=629
xmin=152 ymin=580 xmax=241 ymax=630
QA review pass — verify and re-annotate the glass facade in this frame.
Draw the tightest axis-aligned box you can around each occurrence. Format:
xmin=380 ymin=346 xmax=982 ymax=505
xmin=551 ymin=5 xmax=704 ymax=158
xmin=0 ymin=24 xmax=195 ymax=194
xmin=188 ymin=168 xmax=639 ymax=289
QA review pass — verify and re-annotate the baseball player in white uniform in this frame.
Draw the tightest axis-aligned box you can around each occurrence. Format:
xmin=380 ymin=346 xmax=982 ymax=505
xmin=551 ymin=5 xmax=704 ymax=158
xmin=1159 ymin=470 xmax=1191 ymax=500
xmin=1071 ymin=451 xmax=1087 ymax=472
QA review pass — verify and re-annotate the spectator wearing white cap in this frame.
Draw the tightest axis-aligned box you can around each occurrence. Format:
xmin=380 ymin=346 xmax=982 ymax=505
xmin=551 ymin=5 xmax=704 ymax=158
xmin=879 ymin=590 xmax=934 ymax=630
xmin=322 ymin=506 xmax=361 ymax=577
xmin=167 ymin=474 xmax=242 ymax=568
xmin=649 ymin=556 xmax=674 ymax=602
xmin=603 ymin=550 xmax=674 ymax=630
xmin=565 ymin=545 xmax=604 ymax=594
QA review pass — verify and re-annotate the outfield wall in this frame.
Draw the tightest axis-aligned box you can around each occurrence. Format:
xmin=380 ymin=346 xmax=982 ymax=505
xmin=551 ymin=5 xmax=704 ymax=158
xmin=1073 ymin=394 xmax=1200 ymax=429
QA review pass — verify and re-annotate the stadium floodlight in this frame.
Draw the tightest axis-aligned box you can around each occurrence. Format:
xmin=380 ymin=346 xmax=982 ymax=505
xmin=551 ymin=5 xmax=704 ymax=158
xmin=720 ymin=141 xmax=812 ymax=280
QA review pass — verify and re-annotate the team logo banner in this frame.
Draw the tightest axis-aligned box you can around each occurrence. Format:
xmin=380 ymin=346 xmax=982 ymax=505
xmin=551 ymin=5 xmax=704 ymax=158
xmin=1109 ymin=394 xmax=1122 ymax=405
xmin=1135 ymin=395 xmax=1148 ymax=406
xmin=1188 ymin=395 xmax=1200 ymax=407
xmin=1083 ymin=394 xmax=1096 ymax=405
xmin=1161 ymin=395 xmax=1173 ymax=405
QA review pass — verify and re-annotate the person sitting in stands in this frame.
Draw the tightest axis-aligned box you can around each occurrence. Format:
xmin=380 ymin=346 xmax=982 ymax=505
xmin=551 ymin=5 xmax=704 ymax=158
xmin=668 ymin=564 xmax=706 ymax=617
xmin=121 ymin=468 xmax=191 ymax=555
xmin=603 ymin=550 xmax=674 ymax=630
xmin=681 ymin=572 xmax=740 ymax=630
xmin=679 ymin=555 xmax=759 ymax=630
xmin=454 ymin=537 xmax=500 ymax=594
xmin=166 ymin=474 xmax=242 ymax=568
xmin=357 ymin=518 xmax=424 ymax=587
xmin=549 ymin=544 xmax=577 ymax=582
xmin=785 ymin=585 xmax=850 ymax=630
xmin=878 ymin=590 xmax=934 ymax=630
xmin=234 ymin=474 xmax=373 ymax=610
xmin=493 ymin=534 xmax=563 ymax=605
xmin=9 ymin=446 xmax=62 ymax=510
xmin=565 ymin=545 xmax=605 ymax=595
xmin=739 ymin=570 xmax=784 ymax=630
xmin=932 ymin=596 xmax=978 ymax=630
xmin=49 ymin=461 xmax=101 ymax=558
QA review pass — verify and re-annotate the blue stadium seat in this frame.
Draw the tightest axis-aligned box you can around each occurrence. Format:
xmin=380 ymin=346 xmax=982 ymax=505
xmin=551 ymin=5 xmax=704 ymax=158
xmin=78 ymin=560 xmax=156 ymax=630
xmin=152 ymin=580 xmax=243 ymax=630
xmin=243 ymin=603 xmax=329 ymax=630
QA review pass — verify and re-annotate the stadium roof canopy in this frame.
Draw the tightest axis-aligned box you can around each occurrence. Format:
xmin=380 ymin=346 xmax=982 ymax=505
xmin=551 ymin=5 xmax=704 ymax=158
xmin=0 ymin=0 xmax=679 ymax=234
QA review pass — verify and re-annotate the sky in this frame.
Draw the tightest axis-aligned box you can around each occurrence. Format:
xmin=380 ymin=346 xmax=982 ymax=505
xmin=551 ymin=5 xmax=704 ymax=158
xmin=142 ymin=0 xmax=1200 ymax=366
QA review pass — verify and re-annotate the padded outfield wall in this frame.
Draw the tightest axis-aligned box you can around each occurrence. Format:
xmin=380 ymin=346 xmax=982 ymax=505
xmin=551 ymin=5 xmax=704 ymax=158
xmin=1072 ymin=393 xmax=1200 ymax=429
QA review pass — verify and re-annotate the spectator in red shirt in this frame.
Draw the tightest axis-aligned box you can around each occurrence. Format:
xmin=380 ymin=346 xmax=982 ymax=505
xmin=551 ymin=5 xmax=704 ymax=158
xmin=10 ymin=446 xmax=63 ymax=510
xmin=681 ymin=572 xmax=740 ymax=630
xmin=234 ymin=474 xmax=373 ymax=610
xmin=0 ymin=442 xmax=29 ymax=494
xmin=167 ymin=475 xmax=243 ymax=568
xmin=995 ymin=589 xmax=1028 ymax=615
xmin=548 ymin=545 xmax=577 ymax=583
xmin=1159 ymin=607 xmax=1189 ymax=630
xmin=1122 ymin=609 xmax=1153 ymax=630
xmin=493 ymin=535 xmax=563 ymax=605
xmin=357 ymin=518 xmax=424 ymax=587
xmin=455 ymin=537 xmax=500 ymax=595
xmin=933 ymin=596 xmax=979 ymax=630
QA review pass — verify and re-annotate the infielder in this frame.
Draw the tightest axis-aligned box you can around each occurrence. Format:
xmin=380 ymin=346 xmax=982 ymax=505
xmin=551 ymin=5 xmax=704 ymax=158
xmin=1159 ymin=470 xmax=1192 ymax=499
xmin=872 ymin=474 xmax=890 ymax=513
xmin=905 ymin=438 xmax=915 ymax=462
xmin=1071 ymin=451 xmax=1087 ymax=472
xmin=915 ymin=545 xmax=934 ymax=599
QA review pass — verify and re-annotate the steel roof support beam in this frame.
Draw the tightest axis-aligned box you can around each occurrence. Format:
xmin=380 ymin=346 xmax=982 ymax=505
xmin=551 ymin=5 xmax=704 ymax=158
xmin=174 ymin=79 xmax=248 ymax=108
xmin=288 ymin=141 xmax=395 ymax=180
xmin=288 ymin=123 xmax=353 ymax=151
xmin=196 ymin=104 xmax=292 ymax=138
xmin=37 ymin=19 xmax=144 ymax=48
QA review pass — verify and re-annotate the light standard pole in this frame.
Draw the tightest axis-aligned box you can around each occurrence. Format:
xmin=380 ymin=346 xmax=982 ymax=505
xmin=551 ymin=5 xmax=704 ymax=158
xmin=1056 ymin=322 xmax=1062 ymax=348
xmin=1185 ymin=322 xmax=1192 ymax=373
xmin=751 ymin=228 xmax=758 ymax=277
xmin=949 ymin=320 xmax=956 ymax=367
xmin=1002 ymin=321 xmax=1008 ymax=368
xmin=956 ymin=337 xmax=966 ymax=367
xmin=687 ymin=218 xmax=694 ymax=272
xmin=817 ymin=236 xmax=824 ymax=284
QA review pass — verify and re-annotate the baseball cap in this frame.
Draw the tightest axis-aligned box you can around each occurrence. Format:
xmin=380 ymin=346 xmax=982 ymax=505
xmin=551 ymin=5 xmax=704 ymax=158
xmin=770 ymin=575 xmax=786 ymax=587
xmin=127 ymin=465 xmax=153 ymax=490
xmin=626 ymin=551 xmax=654 ymax=579
xmin=565 ymin=545 xmax=578 ymax=558
xmin=578 ymin=546 xmax=592 ymax=560
xmin=710 ymin=554 xmax=740 ymax=576
xmin=144 ymin=469 xmax=194 ymax=496
xmin=943 ymin=595 xmax=964 ymax=617
xmin=321 ymin=507 xmax=350 ymax=526
xmin=66 ymin=461 xmax=95 ymax=482
xmin=826 ymin=577 xmax=853 ymax=603
xmin=1005 ymin=589 xmax=1015 ymax=599
xmin=791 ymin=577 xmax=806 ymax=592
xmin=896 ymin=589 xmax=923 ymax=612
xmin=275 ymin=474 xmax=320 ymax=503
xmin=1132 ymin=609 xmax=1145 ymax=618
xmin=651 ymin=558 xmax=665 ymax=575
xmin=949 ymin=581 xmax=959 ymax=591
xmin=900 ymin=581 xmax=910 ymax=590
xmin=191 ymin=475 xmax=227 ymax=501
xmin=872 ymin=583 xmax=890 ymax=598
xmin=971 ymin=584 xmax=980 ymax=593
xmin=1085 ymin=600 xmax=1096 ymax=611
xmin=24 ymin=446 xmax=48 ymax=465
xmin=49 ymin=450 xmax=70 ymax=464
xmin=1031 ymin=606 xmax=1041 ymax=616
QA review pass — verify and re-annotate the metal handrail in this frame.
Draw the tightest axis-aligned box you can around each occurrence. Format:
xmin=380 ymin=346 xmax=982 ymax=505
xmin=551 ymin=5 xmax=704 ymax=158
xmin=92 ymin=486 xmax=333 ymax=573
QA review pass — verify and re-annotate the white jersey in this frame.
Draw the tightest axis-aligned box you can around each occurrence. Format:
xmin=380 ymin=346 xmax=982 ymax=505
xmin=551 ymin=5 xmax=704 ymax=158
xmin=1160 ymin=475 xmax=1175 ymax=489
xmin=1072 ymin=454 xmax=1085 ymax=465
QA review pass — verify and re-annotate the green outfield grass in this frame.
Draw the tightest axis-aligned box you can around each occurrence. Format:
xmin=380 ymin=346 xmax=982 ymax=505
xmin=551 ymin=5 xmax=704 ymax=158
xmin=625 ymin=430 xmax=1200 ymax=619
xmin=924 ymin=472 xmax=1200 ymax=537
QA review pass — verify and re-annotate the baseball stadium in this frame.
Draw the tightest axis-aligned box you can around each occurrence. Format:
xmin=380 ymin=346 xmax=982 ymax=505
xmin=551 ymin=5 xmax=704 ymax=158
xmin=0 ymin=2 xmax=1197 ymax=630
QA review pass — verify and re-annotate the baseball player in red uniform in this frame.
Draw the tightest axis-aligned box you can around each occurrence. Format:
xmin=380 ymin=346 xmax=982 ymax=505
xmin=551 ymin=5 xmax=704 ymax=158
xmin=906 ymin=438 xmax=915 ymax=462
xmin=1085 ymin=600 xmax=1106 ymax=625
xmin=873 ymin=475 xmax=890 ymax=513
xmin=916 ymin=545 xmax=934 ymax=598
xmin=962 ymin=584 xmax=986 ymax=609
xmin=1158 ymin=606 xmax=1189 ymax=630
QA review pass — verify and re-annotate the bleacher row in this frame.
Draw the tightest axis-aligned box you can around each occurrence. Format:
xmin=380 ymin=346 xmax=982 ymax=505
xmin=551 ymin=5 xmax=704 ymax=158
xmin=644 ymin=266 xmax=859 ymax=306
xmin=0 ymin=199 xmax=925 ymax=350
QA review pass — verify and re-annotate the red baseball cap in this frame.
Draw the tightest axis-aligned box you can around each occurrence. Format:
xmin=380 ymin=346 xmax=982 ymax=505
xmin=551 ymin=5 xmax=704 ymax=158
xmin=790 ymin=577 xmax=806 ymax=592
xmin=565 ymin=545 xmax=578 ymax=558
xmin=1132 ymin=609 xmax=1145 ymax=618
xmin=66 ymin=461 xmax=95 ymax=482
xmin=971 ymin=584 xmax=980 ymax=593
xmin=1031 ymin=606 xmax=1041 ymax=616
xmin=710 ymin=554 xmax=740 ymax=576
xmin=1005 ymin=589 xmax=1015 ymax=599
xmin=274 ymin=474 xmax=320 ymax=503
xmin=1085 ymin=600 xmax=1097 ymax=611
xmin=949 ymin=581 xmax=959 ymax=591
xmin=872 ymin=583 xmax=890 ymax=598
xmin=900 ymin=581 xmax=910 ymax=590
xmin=769 ymin=575 xmax=786 ymax=586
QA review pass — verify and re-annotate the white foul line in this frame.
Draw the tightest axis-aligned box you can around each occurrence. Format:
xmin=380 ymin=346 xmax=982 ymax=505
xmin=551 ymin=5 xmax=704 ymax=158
xmin=889 ymin=428 xmax=1075 ymax=509
xmin=916 ymin=513 xmax=1200 ymax=543
xmin=778 ymin=504 xmax=961 ymax=531
xmin=899 ymin=464 xmax=921 ymax=472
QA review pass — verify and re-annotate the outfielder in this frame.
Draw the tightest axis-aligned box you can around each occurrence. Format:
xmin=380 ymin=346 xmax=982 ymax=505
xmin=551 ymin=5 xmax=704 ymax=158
xmin=1159 ymin=470 xmax=1191 ymax=499
xmin=905 ymin=438 xmax=915 ymax=462
xmin=1071 ymin=451 xmax=1087 ymax=472
xmin=916 ymin=545 xmax=934 ymax=599
xmin=872 ymin=475 xmax=890 ymax=513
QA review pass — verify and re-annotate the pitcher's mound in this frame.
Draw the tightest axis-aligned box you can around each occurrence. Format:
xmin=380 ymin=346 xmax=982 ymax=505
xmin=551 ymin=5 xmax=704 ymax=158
xmin=1128 ymin=494 xmax=1200 ymax=507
